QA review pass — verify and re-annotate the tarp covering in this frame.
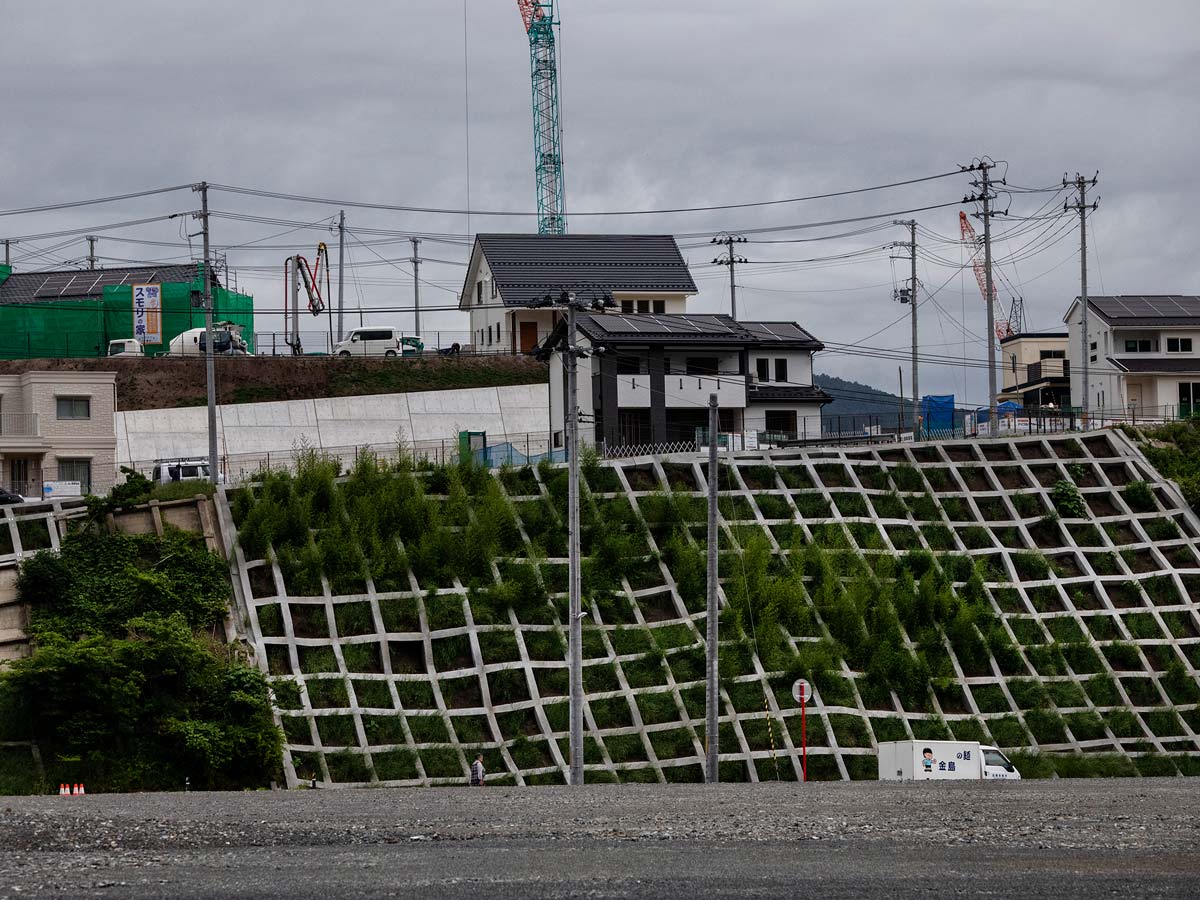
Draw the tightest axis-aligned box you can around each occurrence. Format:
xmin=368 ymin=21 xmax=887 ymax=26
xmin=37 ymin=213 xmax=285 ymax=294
xmin=0 ymin=268 xmax=254 ymax=359
xmin=921 ymin=394 xmax=956 ymax=433
xmin=975 ymin=399 xmax=1023 ymax=423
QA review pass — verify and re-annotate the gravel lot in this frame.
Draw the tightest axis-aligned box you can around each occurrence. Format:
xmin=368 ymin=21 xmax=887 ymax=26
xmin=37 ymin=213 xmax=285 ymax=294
xmin=1 ymin=779 xmax=1196 ymax=898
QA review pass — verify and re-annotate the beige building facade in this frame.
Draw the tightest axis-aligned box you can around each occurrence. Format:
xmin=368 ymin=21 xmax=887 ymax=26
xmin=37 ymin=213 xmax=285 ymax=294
xmin=0 ymin=371 xmax=118 ymax=497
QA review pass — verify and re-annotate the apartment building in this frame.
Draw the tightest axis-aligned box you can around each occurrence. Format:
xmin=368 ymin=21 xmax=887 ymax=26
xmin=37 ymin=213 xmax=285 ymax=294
xmin=0 ymin=371 xmax=118 ymax=496
xmin=1064 ymin=295 xmax=1200 ymax=416
xmin=997 ymin=331 xmax=1070 ymax=408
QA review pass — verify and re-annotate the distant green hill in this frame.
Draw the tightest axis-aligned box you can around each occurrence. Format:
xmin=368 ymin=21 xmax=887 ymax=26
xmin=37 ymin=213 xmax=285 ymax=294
xmin=814 ymin=373 xmax=905 ymax=421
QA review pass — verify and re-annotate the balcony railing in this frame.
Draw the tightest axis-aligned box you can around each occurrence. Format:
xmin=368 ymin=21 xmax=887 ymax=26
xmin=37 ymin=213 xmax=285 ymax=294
xmin=0 ymin=414 xmax=39 ymax=437
xmin=1027 ymin=359 xmax=1069 ymax=382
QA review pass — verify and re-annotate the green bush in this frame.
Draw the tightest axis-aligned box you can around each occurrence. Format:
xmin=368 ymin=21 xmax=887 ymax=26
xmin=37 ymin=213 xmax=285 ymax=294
xmin=1124 ymin=481 xmax=1156 ymax=512
xmin=1 ymin=531 xmax=281 ymax=792
xmin=1051 ymin=480 xmax=1087 ymax=518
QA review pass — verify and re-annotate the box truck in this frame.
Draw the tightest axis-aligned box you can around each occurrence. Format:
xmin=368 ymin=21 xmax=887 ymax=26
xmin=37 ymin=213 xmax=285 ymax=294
xmin=877 ymin=740 xmax=1021 ymax=781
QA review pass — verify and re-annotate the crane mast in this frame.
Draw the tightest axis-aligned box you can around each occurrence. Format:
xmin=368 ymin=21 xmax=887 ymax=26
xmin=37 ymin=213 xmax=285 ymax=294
xmin=517 ymin=0 xmax=566 ymax=234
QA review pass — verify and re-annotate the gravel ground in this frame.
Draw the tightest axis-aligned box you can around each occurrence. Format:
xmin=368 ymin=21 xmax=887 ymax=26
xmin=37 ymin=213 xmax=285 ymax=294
xmin=0 ymin=779 xmax=1196 ymax=898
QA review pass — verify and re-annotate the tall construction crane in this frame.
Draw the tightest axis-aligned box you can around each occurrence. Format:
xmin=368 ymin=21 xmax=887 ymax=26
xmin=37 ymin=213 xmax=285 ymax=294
xmin=517 ymin=0 xmax=566 ymax=234
xmin=959 ymin=211 xmax=1015 ymax=340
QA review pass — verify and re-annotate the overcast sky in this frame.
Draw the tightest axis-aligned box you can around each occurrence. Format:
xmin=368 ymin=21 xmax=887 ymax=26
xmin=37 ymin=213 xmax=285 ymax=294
xmin=4 ymin=0 xmax=1199 ymax=403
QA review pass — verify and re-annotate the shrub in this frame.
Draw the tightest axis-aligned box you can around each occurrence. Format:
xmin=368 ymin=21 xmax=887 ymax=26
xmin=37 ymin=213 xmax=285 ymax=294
xmin=1124 ymin=480 xmax=1156 ymax=512
xmin=1051 ymin=480 xmax=1087 ymax=518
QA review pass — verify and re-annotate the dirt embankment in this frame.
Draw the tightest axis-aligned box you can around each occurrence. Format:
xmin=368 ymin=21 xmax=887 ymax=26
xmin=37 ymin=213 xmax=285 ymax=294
xmin=0 ymin=355 xmax=548 ymax=411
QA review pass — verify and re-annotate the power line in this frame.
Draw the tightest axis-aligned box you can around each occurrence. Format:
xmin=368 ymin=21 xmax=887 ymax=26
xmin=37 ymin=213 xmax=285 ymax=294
xmin=206 ymin=170 xmax=964 ymax=219
xmin=0 ymin=184 xmax=192 ymax=218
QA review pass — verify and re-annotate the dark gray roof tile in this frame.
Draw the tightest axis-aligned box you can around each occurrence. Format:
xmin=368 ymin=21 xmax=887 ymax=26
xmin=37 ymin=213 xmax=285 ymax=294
xmin=471 ymin=234 xmax=697 ymax=307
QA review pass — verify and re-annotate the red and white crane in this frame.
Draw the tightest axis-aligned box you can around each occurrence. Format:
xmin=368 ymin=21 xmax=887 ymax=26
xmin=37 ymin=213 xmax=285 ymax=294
xmin=959 ymin=211 xmax=1013 ymax=340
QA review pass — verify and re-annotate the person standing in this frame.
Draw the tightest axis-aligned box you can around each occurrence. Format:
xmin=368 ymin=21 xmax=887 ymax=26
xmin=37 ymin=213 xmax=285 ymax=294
xmin=470 ymin=753 xmax=485 ymax=786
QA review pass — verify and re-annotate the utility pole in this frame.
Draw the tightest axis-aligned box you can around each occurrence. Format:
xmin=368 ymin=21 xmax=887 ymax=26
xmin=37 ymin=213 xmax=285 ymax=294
xmin=192 ymin=182 xmax=219 ymax=485
xmin=530 ymin=287 xmax=614 ymax=786
xmin=705 ymin=393 xmax=720 ymax=783
xmin=86 ymin=236 xmax=97 ymax=270
xmin=1065 ymin=172 xmax=1099 ymax=426
xmin=336 ymin=210 xmax=346 ymax=342
xmin=892 ymin=220 xmax=919 ymax=435
xmin=410 ymin=237 xmax=422 ymax=337
xmin=3 ymin=239 xmax=13 ymax=267
xmin=564 ymin=299 xmax=582 ymax=786
xmin=711 ymin=232 xmax=747 ymax=321
xmin=898 ymin=366 xmax=905 ymax=433
xmin=964 ymin=161 xmax=1001 ymax=428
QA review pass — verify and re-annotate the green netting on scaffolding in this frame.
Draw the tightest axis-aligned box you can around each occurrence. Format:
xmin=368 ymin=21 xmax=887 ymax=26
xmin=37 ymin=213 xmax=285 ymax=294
xmin=0 ymin=296 xmax=108 ymax=358
xmin=0 ymin=264 xmax=254 ymax=359
xmin=102 ymin=279 xmax=256 ymax=356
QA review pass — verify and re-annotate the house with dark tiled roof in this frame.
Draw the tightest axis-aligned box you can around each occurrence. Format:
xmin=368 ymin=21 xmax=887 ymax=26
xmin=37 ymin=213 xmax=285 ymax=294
xmin=458 ymin=234 xmax=698 ymax=354
xmin=1064 ymin=295 xmax=1200 ymax=416
xmin=547 ymin=312 xmax=831 ymax=449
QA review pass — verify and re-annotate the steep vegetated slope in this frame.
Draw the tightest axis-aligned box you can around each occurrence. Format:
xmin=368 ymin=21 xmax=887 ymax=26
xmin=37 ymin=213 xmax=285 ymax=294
xmin=229 ymin=431 xmax=1200 ymax=786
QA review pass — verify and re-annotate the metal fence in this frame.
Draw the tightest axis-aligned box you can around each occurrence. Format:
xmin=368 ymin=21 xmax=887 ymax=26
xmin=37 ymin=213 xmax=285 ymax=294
xmin=123 ymin=429 xmax=562 ymax=485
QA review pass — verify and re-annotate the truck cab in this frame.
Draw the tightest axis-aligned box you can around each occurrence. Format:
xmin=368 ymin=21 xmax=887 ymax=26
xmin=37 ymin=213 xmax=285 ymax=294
xmin=107 ymin=338 xmax=143 ymax=357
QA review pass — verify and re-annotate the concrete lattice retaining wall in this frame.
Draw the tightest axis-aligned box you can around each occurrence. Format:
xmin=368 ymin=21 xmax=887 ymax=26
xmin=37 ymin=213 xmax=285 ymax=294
xmin=226 ymin=428 xmax=1200 ymax=786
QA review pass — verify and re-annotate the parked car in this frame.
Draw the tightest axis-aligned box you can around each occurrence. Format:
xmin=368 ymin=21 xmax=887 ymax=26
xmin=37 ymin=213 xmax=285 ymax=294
xmin=332 ymin=328 xmax=423 ymax=358
xmin=167 ymin=324 xmax=250 ymax=357
xmin=107 ymin=338 xmax=143 ymax=357
xmin=151 ymin=458 xmax=213 ymax=484
xmin=0 ymin=487 xmax=24 ymax=505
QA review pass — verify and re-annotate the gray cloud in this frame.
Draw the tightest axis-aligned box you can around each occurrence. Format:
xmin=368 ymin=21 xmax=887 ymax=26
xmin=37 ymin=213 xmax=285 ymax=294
xmin=3 ymin=0 xmax=1199 ymax=405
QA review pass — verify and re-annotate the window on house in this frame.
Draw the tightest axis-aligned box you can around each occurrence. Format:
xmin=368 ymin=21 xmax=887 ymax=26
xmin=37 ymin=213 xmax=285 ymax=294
xmin=1011 ymin=354 xmax=1018 ymax=373
xmin=1124 ymin=339 xmax=1152 ymax=353
xmin=637 ymin=300 xmax=650 ymax=313
xmin=774 ymin=358 xmax=788 ymax=383
xmin=652 ymin=300 xmax=665 ymax=314
xmin=617 ymin=354 xmax=646 ymax=375
xmin=1168 ymin=338 xmax=1193 ymax=353
xmin=764 ymin=410 xmax=797 ymax=435
xmin=1039 ymin=349 xmax=1065 ymax=359
xmin=686 ymin=358 xmax=719 ymax=376
xmin=56 ymin=397 xmax=90 ymax=420
xmin=57 ymin=458 xmax=92 ymax=492
xmin=490 ymin=279 xmax=497 ymax=299
xmin=756 ymin=358 xmax=770 ymax=382
xmin=621 ymin=300 xmax=634 ymax=314
xmin=475 ymin=282 xmax=483 ymax=305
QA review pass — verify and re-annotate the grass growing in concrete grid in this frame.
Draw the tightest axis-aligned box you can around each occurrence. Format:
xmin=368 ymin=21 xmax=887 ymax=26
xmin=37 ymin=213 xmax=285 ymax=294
xmin=217 ymin=432 xmax=1200 ymax=787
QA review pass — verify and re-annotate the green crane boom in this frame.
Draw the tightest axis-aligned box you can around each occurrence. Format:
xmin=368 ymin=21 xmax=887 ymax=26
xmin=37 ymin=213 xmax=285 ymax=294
xmin=517 ymin=0 xmax=566 ymax=235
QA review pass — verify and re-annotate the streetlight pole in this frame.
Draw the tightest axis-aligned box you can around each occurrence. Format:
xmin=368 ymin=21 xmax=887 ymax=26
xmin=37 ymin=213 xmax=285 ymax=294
xmin=532 ymin=287 xmax=614 ymax=785
xmin=705 ymin=393 xmax=720 ymax=783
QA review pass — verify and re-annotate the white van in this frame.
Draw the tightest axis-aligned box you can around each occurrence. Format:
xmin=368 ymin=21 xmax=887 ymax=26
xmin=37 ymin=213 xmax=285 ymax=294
xmin=332 ymin=327 xmax=423 ymax=358
xmin=167 ymin=324 xmax=250 ymax=357
xmin=107 ymin=338 xmax=143 ymax=357
xmin=151 ymin=458 xmax=213 ymax=484
xmin=877 ymin=740 xmax=1021 ymax=781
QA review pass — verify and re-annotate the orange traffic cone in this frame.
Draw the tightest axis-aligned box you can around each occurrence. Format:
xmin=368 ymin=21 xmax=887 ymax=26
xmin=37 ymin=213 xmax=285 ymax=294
xmin=71 ymin=784 xmax=79 ymax=796
xmin=78 ymin=784 xmax=86 ymax=796
xmin=58 ymin=784 xmax=67 ymax=796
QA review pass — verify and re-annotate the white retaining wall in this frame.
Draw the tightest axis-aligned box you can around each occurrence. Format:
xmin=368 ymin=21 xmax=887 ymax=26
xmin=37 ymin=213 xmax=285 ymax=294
xmin=116 ymin=384 xmax=551 ymax=469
